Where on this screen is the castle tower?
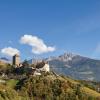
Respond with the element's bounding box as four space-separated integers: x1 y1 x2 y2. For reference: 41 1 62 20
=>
12 54 20 66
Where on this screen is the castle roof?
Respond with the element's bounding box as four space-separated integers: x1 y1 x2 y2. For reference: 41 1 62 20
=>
36 61 45 69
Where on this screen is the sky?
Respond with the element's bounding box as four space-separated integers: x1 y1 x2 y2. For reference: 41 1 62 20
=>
0 0 100 61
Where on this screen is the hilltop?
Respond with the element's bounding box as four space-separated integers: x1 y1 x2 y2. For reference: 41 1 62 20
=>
0 71 100 100
0 55 100 100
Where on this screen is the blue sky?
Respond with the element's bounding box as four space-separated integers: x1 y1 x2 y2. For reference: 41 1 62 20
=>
0 0 100 60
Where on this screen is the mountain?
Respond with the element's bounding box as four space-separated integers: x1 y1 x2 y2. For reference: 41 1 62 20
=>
0 57 10 63
28 58 42 65
47 53 100 81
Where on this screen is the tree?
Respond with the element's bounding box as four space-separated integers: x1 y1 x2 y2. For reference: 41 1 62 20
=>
22 60 29 67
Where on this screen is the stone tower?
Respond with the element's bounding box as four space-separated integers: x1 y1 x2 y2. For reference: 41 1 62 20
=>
12 54 20 66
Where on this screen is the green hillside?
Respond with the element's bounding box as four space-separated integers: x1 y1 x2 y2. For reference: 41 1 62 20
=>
0 71 100 100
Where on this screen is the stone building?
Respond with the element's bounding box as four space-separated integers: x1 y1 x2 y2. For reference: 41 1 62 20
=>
36 61 50 72
12 54 20 66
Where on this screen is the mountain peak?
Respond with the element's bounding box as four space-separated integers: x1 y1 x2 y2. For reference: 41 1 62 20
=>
58 52 76 62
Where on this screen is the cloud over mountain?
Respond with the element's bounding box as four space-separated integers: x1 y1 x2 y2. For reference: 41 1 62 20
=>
20 35 56 54
1 47 20 56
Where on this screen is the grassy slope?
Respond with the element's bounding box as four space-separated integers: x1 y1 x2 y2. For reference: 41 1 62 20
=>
82 87 100 97
60 75 100 97
20 75 100 97
0 73 100 100
46 74 100 97
0 84 20 100
6 79 19 89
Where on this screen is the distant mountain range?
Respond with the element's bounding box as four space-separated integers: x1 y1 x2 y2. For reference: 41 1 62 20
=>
0 57 10 63
45 53 100 81
16 52 100 81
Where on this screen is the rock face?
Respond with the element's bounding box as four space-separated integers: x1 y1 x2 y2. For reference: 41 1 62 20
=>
47 53 100 81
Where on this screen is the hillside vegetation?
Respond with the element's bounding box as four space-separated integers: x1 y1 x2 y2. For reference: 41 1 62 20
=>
0 72 100 100
0 61 100 100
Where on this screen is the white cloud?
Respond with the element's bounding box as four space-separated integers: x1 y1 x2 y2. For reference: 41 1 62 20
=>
1 47 20 56
20 34 56 54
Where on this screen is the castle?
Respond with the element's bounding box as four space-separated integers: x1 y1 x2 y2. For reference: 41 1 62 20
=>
12 54 50 74
12 54 20 67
